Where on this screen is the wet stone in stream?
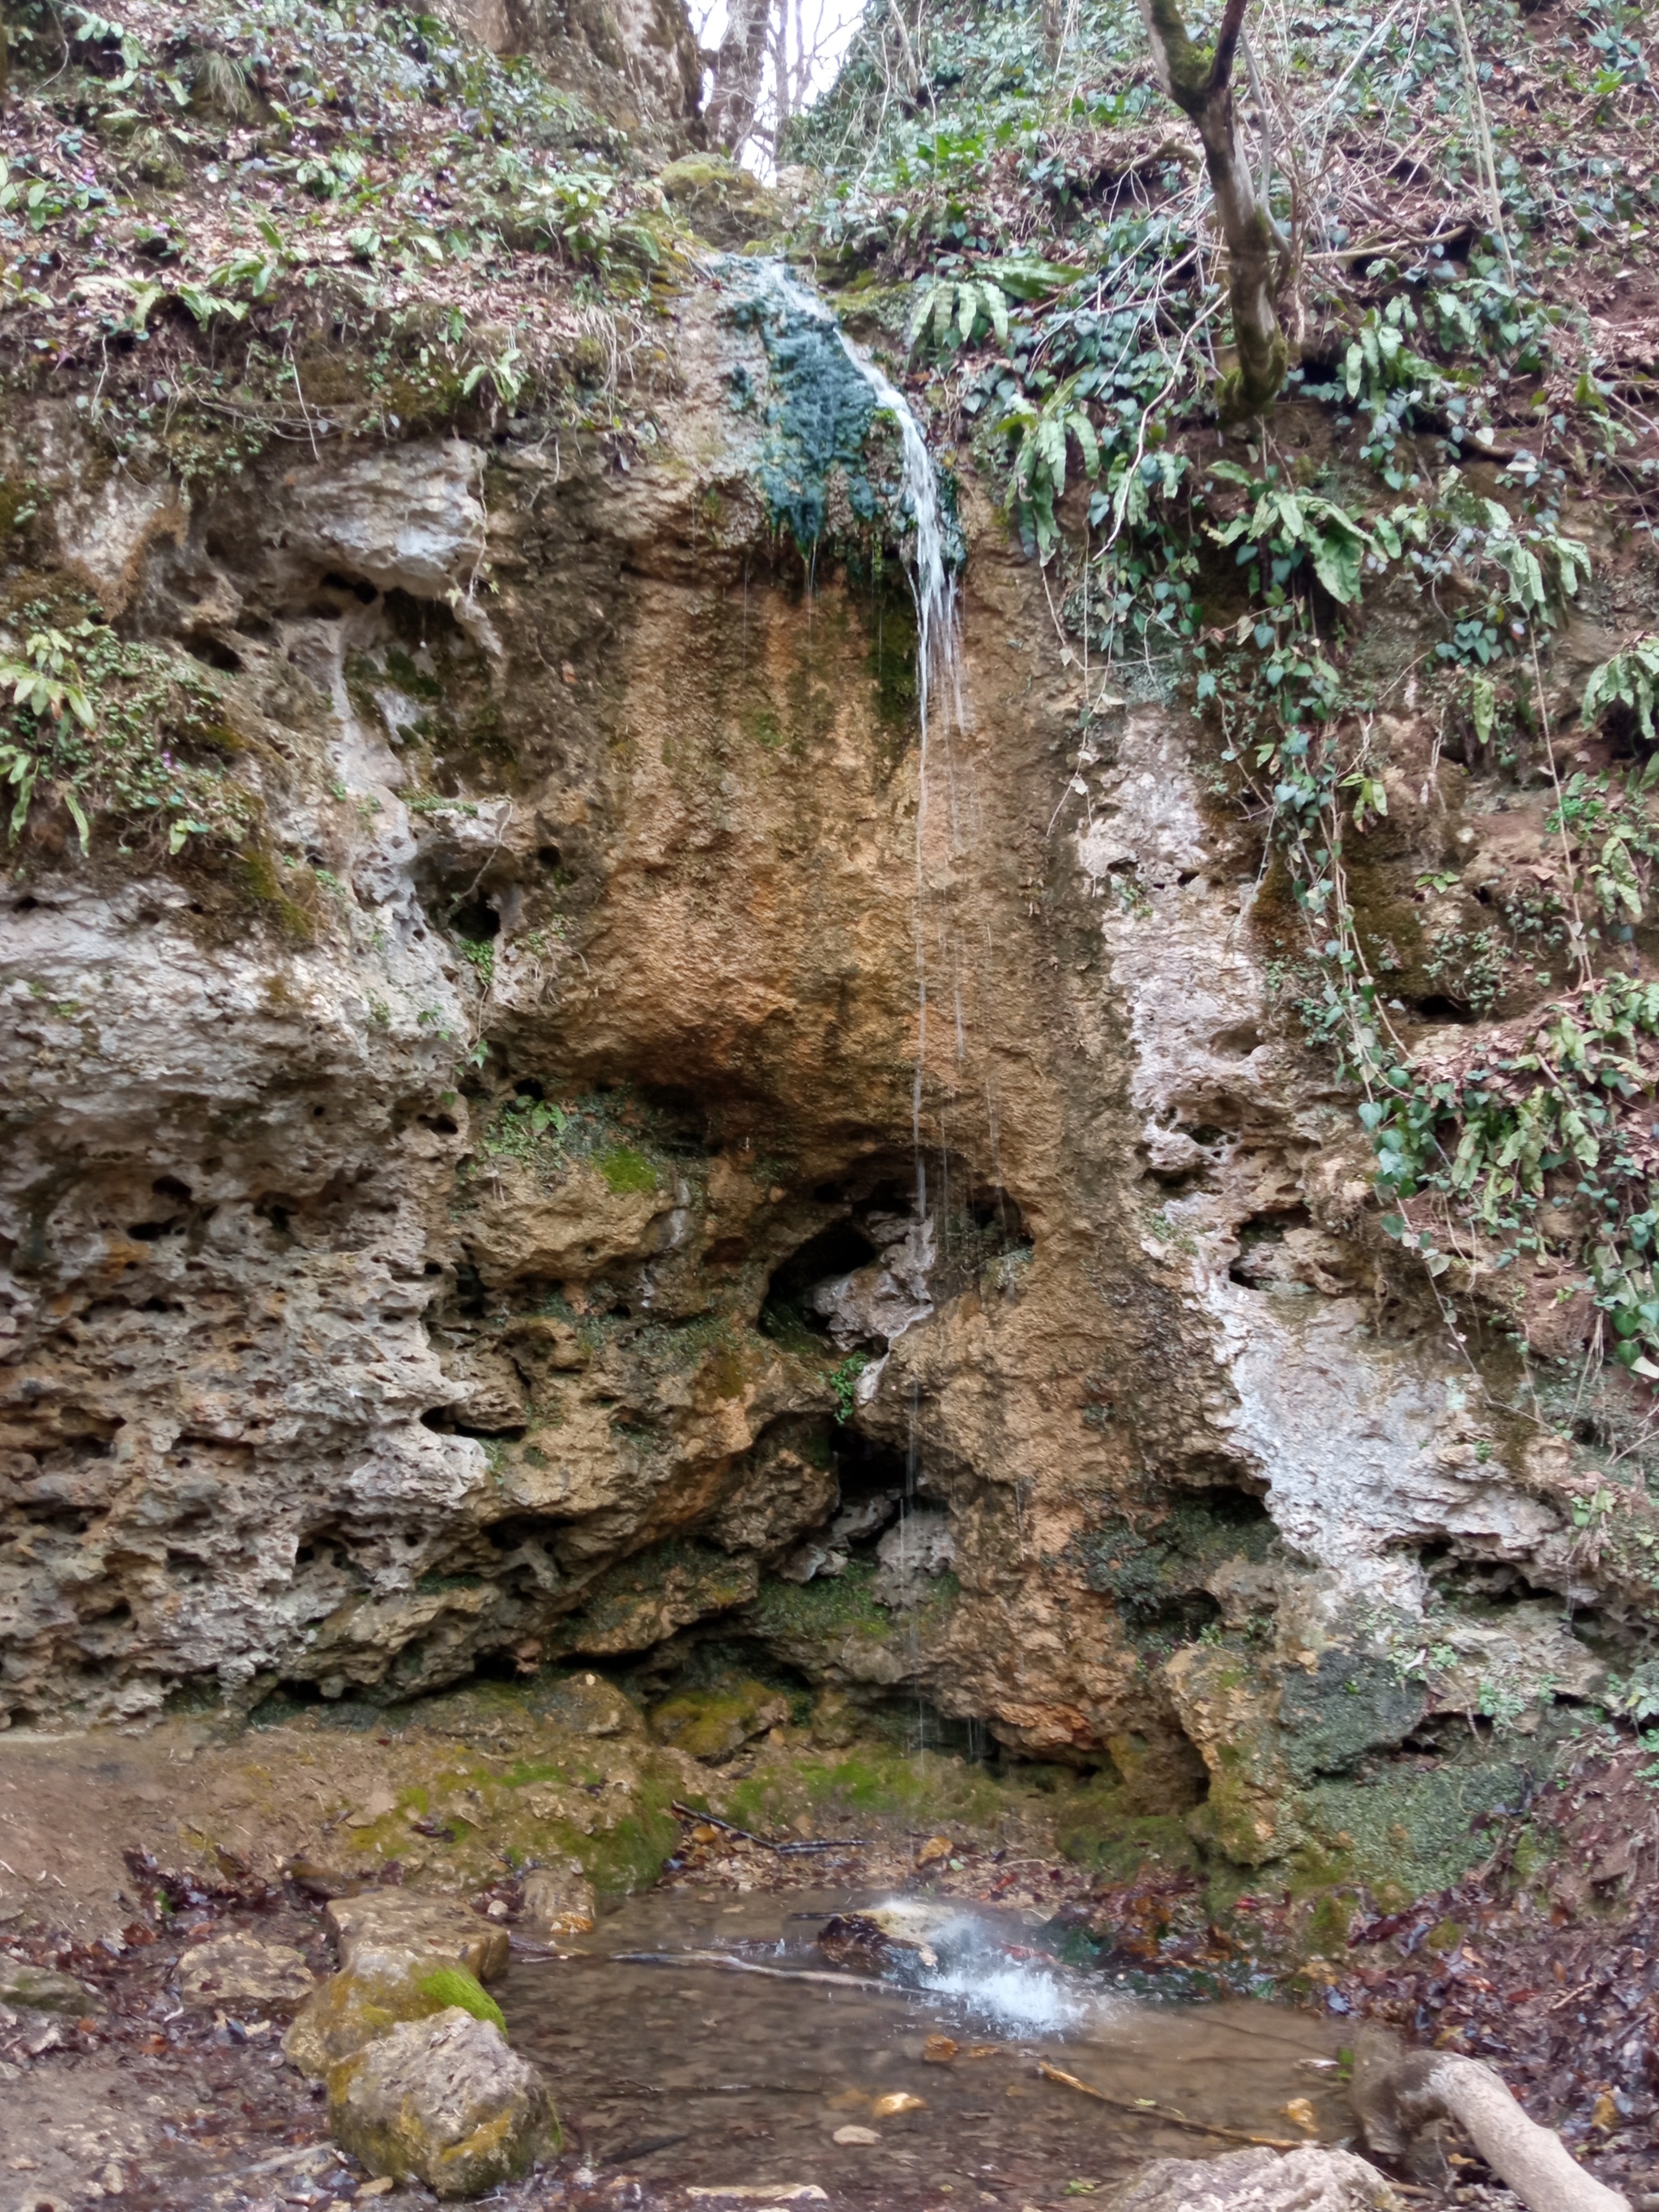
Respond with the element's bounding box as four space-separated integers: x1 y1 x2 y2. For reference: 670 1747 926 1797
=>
502 1890 1350 2208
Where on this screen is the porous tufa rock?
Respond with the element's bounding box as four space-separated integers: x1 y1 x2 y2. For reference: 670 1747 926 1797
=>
326 2006 557 2200
1107 2146 1402 2212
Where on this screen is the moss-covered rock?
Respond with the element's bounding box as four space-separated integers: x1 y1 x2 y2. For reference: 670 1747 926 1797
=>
660 155 783 249
284 1956 452 2083
649 1675 791 1761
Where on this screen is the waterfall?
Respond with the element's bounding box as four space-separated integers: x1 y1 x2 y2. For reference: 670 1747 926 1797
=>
719 262 972 1744
840 343 964 1225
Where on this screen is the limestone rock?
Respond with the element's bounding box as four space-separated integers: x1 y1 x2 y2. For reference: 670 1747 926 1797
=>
871 1510 955 1610
1424 1601 1606 1726
808 1213 935 1350
519 1860 596 1939
177 1930 315 2011
283 437 486 604
535 1671 642 1738
1108 2146 1401 2212
326 2007 556 2199
0 1957 101 2014
326 1894 510 1984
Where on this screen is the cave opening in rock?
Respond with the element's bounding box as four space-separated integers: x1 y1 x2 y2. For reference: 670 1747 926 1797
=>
761 1218 878 1340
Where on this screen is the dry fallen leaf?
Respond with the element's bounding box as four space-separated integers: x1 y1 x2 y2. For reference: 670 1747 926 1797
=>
915 1835 952 1866
923 2035 959 2063
873 2091 926 2116
1282 2098 1318 2134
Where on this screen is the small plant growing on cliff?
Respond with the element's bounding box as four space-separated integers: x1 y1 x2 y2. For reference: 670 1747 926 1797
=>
830 1352 870 1421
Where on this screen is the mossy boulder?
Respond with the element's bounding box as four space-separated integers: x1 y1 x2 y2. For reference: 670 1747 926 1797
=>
660 155 782 248
284 1954 453 2082
1165 1643 1303 1867
0 1958 102 2014
327 2008 557 2200
649 1676 790 1762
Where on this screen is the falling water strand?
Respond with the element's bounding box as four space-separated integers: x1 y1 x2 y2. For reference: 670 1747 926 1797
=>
825 296 963 1762
841 345 964 1225
743 263 964 1219
740 266 970 1758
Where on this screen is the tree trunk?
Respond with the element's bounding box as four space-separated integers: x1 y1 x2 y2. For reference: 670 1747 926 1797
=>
1134 0 1285 417
1352 2031 1631 2212
706 0 772 156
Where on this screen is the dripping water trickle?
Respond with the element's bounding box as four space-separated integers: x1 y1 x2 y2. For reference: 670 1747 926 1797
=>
730 262 974 1755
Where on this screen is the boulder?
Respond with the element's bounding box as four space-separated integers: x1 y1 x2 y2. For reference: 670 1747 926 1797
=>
325 1893 510 1984
519 1860 596 1940
284 1956 447 2082
177 1930 316 2011
1109 2147 1401 2212
326 2007 557 2199
0 1956 101 2014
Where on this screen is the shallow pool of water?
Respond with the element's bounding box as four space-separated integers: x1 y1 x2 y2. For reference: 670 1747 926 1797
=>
503 1890 1351 2207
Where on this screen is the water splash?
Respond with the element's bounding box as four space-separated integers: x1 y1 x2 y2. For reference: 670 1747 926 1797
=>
866 1901 1124 2039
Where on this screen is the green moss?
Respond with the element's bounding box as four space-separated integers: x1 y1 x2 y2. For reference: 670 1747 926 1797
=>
744 1564 893 1656
1293 1755 1532 1895
725 1745 1008 1833
1277 1648 1428 1784
650 1677 786 1762
1052 1779 1203 1881
416 1967 506 2032
597 1144 659 1195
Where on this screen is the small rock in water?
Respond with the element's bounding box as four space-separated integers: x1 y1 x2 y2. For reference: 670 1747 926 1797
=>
1107 2146 1401 2212
817 1912 936 1975
326 2006 557 2199
177 1931 316 2010
519 1858 596 1939
833 2125 881 2146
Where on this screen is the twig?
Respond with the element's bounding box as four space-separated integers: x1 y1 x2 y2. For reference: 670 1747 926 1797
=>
669 1801 868 1855
1036 2061 1301 2150
614 1950 902 1997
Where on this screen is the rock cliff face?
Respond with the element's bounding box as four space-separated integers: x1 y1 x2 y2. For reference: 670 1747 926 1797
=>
0 233 1617 1873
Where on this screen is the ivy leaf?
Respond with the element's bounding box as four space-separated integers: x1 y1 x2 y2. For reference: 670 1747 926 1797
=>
1307 518 1363 604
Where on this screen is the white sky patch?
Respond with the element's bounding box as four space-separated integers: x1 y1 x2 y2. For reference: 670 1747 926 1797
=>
691 0 868 176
